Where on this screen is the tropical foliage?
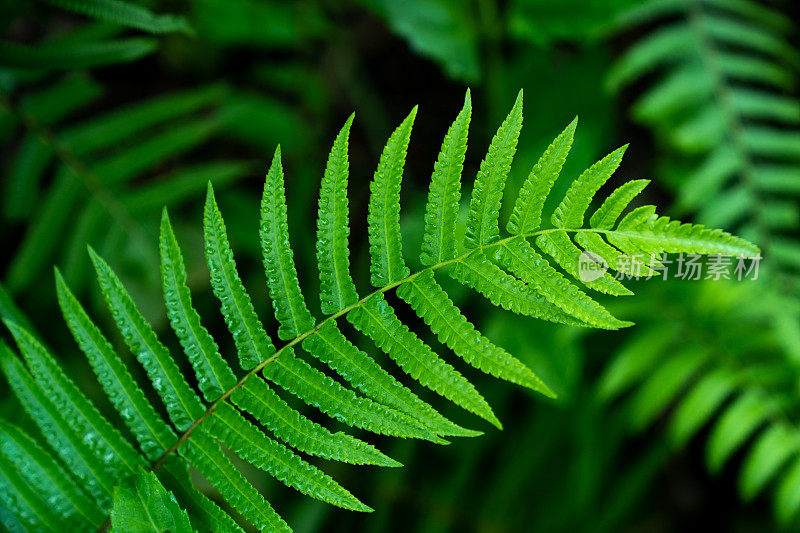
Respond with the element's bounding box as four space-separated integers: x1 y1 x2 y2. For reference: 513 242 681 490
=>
1 0 797 531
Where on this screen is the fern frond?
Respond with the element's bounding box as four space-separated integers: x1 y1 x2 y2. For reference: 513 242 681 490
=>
317 114 359 314
0 92 760 531
600 284 800 526
421 90 471 265
348 293 497 428
508 117 576 234
3 319 143 479
496 237 631 329
111 469 193 533
203 185 275 371
0 38 157 69
465 90 523 248
180 428 290 532
609 0 800 252
740 424 799 501
260 147 316 340
0 433 68 531
272 344 435 441
158 458 244 533
43 0 192 35
706 390 775 474
208 403 370 512
552 145 628 229
55 269 177 461
207 183 434 440
89 247 205 430
302 321 458 440
396 270 550 394
0 343 114 506
160 211 237 402
449 249 582 324
368 107 416 286
6 84 233 293
536 231 632 296
230 377 399 467
0 419 104 528
590 179 651 230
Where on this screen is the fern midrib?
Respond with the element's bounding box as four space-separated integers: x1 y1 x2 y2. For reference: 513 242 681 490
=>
134 488 159 530
267 188 305 332
329 145 350 310
150 226 611 473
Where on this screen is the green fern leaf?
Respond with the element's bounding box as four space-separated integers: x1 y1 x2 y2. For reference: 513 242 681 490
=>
740 424 800 501
0 419 104 528
303 321 461 440
0 437 67 531
668 368 737 447
162 207 399 464
89 247 205 430
207 184 431 440
260 147 315 340
203 185 274 370
536 232 632 295
421 90 472 265
508 117 577 234
776 456 800 525
707 391 775 473
180 428 290 532
159 458 244 533
0 343 114 506
230 377 399 467
3 320 143 476
598 327 674 401
55 269 177 461
552 145 628 228
368 107 416 286
619 215 761 256
449 249 587 324
496 237 630 329
279 341 435 441
43 0 193 34
465 90 523 248
348 293 498 428
627 347 706 431
111 469 194 533
397 269 550 394
0 90 764 530
159 210 237 402
574 231 655 277
607 25 695 91
590 179 651 229
209 403 370 512
317 114 359 314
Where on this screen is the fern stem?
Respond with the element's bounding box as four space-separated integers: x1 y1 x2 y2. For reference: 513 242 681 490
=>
150 227 604 470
